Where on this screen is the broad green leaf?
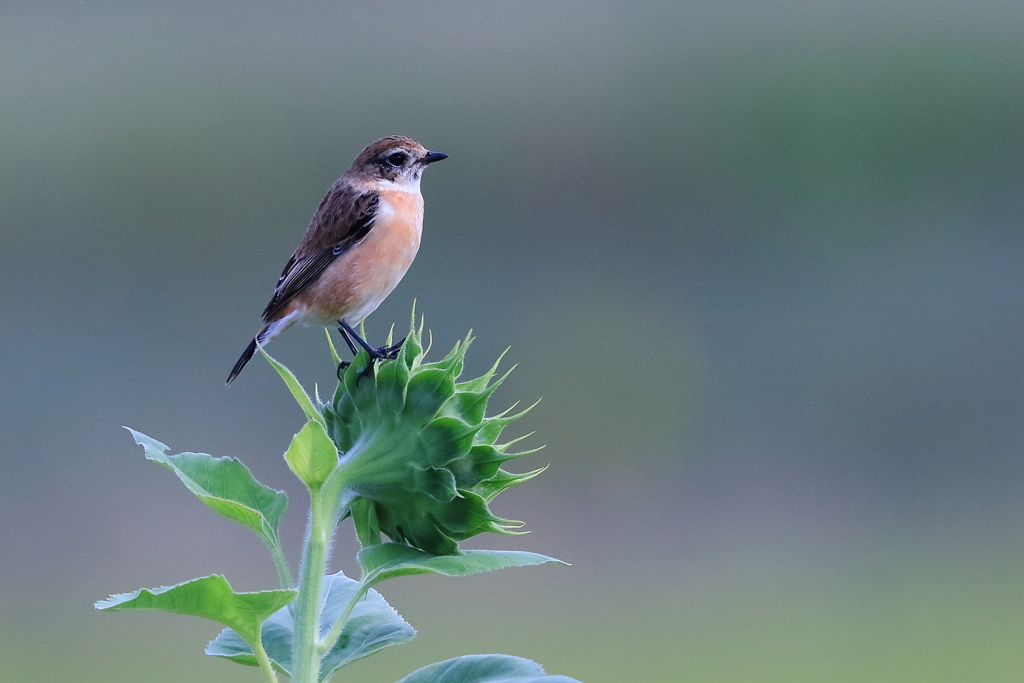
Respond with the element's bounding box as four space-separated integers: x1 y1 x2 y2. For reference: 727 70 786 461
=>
259 346 326 427
95 575 295 646
206 572 414 680
357 543 567 588
394 654 582 683
284 419 338 489
126 428 288 549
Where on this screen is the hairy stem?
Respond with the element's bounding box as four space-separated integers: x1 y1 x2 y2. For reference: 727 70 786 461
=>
253 635 280 683
290 490 330 683
268 538 293 589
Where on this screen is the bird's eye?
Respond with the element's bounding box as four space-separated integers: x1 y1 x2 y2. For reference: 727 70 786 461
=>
385 152 408 167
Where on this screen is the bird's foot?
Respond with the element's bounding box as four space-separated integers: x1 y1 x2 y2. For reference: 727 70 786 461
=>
335 321 405 385
337 357 375 384
356 359 375 384
375 337 406 360
336 359 352 381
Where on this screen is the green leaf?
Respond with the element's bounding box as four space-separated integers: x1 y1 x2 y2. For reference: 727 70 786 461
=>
284 419 338 489
349 496 383 547
259 345 326 427
400 315 425 368
420 417 478 467
357 543 567 589
95 575 296 647
374 353 411 413
394 654 582 683
475 400 539 446
324 327 343 369
126 428 288 549
206 572 414 680
403 368 456 421
454 347 509 395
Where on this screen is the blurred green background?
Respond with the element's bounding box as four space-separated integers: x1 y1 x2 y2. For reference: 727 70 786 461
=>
2 2 1023 681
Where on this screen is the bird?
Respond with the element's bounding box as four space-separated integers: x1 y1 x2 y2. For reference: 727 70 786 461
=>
226 135 447 384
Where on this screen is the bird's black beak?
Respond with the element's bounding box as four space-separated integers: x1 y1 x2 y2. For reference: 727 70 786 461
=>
422 151 448 165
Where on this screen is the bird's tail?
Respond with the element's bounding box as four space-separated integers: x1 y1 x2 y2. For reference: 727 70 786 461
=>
226 312 301 385
226 337 260 385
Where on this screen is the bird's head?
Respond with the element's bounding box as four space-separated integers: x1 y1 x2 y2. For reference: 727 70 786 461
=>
350 135 448 188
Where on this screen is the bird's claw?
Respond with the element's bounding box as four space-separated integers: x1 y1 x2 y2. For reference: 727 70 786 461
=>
335 326 406 385
375 337 406 360
336 360 351 381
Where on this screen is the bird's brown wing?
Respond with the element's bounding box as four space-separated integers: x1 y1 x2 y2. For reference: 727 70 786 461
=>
260 187 380 322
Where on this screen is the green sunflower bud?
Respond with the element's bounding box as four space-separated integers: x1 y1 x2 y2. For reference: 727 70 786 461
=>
321 315 543 556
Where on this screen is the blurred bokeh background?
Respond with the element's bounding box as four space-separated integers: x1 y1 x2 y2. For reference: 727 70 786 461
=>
2 2 1023 681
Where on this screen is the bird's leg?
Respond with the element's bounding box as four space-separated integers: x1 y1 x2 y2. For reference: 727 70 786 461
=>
338 320 405 360
338 320 379 357
336 320 406 384
335 322 360 380
336 323 360 356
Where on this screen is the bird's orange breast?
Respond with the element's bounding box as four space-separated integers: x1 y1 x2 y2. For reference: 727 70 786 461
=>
296 187 424 324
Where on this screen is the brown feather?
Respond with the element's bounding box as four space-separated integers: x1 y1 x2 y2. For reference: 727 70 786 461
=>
261 189 380 322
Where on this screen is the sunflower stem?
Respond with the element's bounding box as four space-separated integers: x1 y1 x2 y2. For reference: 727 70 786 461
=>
290 488 330 683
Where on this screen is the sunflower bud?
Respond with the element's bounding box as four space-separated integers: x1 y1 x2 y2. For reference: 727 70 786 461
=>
322 317 542 555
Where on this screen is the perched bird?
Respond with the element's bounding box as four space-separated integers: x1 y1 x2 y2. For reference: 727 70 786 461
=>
227 135 447 384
